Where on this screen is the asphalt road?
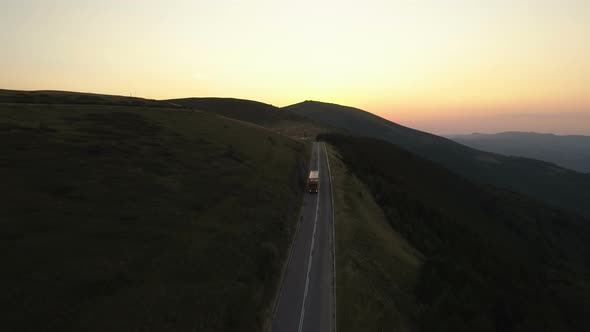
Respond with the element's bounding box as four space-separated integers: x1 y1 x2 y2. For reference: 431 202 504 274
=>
272 142 335 332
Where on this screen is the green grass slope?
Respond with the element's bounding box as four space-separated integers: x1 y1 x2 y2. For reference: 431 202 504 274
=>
327 146 422 332
166 97 326 139
321 133 590 332
286 101 590 218
0 89 179 108
0 102 307 332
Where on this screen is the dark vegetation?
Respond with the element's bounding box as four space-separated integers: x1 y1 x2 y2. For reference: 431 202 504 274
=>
320 133 590 332
327 146 421 332
450 132 590 173
0 103 307 331
0 89 179 108
287 101 590 218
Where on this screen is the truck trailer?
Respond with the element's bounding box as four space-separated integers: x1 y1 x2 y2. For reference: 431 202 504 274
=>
308 170 319 193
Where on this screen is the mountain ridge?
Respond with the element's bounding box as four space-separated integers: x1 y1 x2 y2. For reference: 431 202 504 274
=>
285 100 590 218
165 97 302 126
0 89 179 108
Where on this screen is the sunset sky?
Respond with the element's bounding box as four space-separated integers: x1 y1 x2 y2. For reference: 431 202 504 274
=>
2 0 588 134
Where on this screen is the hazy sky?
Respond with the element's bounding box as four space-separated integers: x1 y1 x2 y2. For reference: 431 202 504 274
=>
1 0 588 134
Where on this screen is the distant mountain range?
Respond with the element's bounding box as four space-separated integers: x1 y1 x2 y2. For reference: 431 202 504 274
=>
449 132 590 173
284 101 590 218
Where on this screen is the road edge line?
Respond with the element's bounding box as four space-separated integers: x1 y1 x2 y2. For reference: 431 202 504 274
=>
297 142 321 332
268 142 313 331
298 191 320 332
323 143 337 332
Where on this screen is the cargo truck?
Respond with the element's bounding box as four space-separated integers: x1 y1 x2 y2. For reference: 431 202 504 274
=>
308 170 319 193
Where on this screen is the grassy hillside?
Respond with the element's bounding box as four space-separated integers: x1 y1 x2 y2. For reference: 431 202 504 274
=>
327 146 422 332
450 132 590 173
321 133 590 332
167 97 326 139
286 101 590 218
0 89 178 108
0 102 307 331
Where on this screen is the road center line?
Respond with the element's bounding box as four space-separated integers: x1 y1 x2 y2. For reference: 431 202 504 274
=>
297 143 321 332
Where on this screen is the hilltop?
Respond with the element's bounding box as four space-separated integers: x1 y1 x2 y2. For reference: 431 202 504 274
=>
165 97 288 125
167 97 326 139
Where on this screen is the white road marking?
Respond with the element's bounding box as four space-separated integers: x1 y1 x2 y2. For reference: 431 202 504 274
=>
297 143 321 332
271 143 317 323
323 143 337 332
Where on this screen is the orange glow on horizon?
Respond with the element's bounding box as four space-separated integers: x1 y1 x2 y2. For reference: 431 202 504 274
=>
1 0 588 134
